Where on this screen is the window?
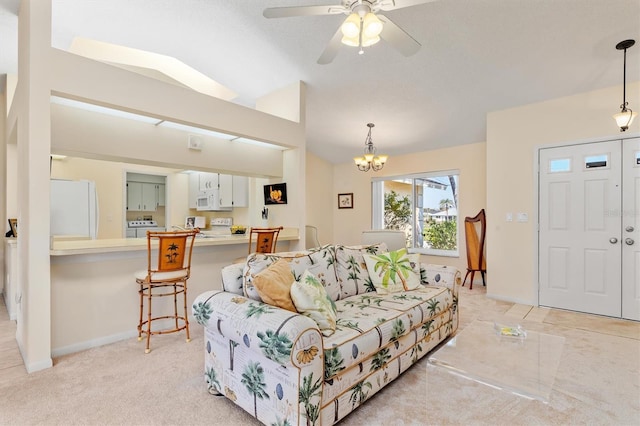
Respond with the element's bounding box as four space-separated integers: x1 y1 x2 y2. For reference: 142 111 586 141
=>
372 171 459 256
549 158 571 173
584 154 609 169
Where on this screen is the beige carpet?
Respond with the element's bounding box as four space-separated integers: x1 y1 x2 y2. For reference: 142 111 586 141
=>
1 286 638 425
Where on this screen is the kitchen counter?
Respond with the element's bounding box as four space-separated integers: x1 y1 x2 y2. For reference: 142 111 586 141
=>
50 227 299 256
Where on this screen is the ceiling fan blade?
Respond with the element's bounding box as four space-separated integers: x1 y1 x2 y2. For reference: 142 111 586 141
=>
377 0 439 12
378 14 421 57
263 5 347 19
317 26 344 65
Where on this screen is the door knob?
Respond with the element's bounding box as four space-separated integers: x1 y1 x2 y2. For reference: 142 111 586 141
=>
609 237 618 244
626 226 635 232
625 238 635 246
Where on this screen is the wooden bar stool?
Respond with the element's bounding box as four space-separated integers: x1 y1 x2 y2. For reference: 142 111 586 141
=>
248 226 283 254
135 229 198 353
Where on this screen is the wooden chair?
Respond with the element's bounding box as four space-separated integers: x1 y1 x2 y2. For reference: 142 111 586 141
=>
134 229 198 353
248 226 283 254
463 209 486 290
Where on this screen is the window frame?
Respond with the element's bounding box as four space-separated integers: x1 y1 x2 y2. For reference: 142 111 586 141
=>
371 169 460 257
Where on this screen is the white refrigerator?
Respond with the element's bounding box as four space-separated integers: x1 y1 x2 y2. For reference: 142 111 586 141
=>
50 179 99 239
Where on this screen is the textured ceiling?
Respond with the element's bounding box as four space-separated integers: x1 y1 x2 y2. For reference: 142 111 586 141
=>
1 0 639 164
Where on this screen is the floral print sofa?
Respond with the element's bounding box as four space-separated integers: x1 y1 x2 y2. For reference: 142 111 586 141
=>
192 243 461 425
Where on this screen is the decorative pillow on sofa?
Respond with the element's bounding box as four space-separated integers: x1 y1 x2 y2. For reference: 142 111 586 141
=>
335 243 388 298
243 245 338 302
290 269 337 336
221 262 245 295
252 259 297 312
363 248 421 294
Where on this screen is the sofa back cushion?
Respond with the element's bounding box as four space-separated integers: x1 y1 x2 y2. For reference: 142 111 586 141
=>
334 243 388 299
243 245 340 302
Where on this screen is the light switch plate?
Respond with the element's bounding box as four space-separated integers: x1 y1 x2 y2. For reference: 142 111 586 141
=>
506 212 513 222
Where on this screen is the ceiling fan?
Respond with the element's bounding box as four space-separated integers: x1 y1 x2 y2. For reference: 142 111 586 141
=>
263 0 438 64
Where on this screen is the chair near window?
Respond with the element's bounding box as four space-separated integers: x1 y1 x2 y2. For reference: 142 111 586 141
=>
462 209 486 290
134 229 199 353
248 226 283 254
305 225 321 249
361 229 407 251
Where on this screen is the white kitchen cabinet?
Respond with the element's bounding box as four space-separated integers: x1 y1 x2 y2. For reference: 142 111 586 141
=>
127 182 158 211
188 172 248 209
217 174 248 207
219 174 233 208
157 183 165 207
232 175 248 207
199 172 219 191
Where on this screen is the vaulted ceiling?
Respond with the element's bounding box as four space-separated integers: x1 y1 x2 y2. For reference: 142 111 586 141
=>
1 0 639 164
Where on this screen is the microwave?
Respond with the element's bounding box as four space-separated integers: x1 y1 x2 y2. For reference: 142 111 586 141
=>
196 190 231 211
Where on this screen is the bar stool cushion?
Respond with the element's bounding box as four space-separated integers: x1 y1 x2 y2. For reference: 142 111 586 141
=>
134 269 189 282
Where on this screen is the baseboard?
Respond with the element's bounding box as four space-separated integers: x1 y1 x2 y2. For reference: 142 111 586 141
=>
16 339 53 373
51 314 199 358
51 329 139 358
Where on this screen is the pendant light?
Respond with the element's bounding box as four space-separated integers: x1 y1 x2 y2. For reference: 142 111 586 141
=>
613 39 637 132
354 123 388 172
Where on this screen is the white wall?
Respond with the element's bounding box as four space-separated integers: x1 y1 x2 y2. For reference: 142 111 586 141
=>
306 152 334 247
486 81 640 304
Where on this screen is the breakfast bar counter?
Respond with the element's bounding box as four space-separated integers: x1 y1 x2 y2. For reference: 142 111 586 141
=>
50 227 299 256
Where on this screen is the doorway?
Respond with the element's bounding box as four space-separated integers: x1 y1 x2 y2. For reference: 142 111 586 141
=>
538 137 639 320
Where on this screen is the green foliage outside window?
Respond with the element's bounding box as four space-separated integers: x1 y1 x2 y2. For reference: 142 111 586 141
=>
384 190 411 230
424 220 457 250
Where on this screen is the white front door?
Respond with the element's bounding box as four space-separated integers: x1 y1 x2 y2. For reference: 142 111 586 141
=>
622 138 640 320
539 141 622 317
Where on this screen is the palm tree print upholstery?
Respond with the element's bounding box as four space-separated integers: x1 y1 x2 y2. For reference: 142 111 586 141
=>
193 247 461 425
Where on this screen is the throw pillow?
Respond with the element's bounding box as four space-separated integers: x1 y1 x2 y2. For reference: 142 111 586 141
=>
252 259 296 312
363 248 421 295
334 243 388 298
290 269 338 336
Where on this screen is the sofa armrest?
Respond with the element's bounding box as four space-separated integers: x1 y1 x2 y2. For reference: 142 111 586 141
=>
192 290 323 368
420 264 462 297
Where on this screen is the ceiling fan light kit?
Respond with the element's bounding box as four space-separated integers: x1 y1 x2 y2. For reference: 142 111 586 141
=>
613 39 637 132
340 11 384 51
263 0 436 64
354 123 388 172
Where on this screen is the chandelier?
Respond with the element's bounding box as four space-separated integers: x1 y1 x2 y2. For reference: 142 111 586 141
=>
354 123 388 172
613 39 637 132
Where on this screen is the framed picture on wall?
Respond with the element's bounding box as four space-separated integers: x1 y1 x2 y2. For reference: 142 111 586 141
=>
264 183 288 205
8 218 17 237
338 193 353 209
